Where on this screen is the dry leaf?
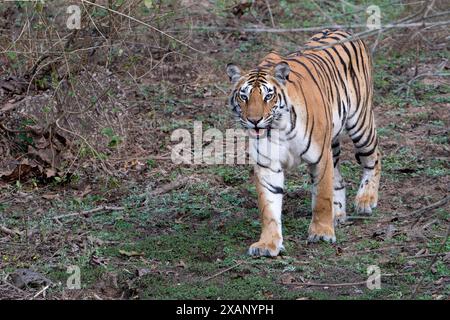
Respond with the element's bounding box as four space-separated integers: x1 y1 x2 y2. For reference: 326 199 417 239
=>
176 260 187 268
280 273 297 285
335 246 344 256
78 185 92 198
137 268 151 277
119 249 144 257
90 254 108 267
42 193 59 200
45 168 57 178
0 102 16 112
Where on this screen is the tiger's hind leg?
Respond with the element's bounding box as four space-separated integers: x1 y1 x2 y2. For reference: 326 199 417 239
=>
349 114 381 215
354 148 381 214
332 138 346 224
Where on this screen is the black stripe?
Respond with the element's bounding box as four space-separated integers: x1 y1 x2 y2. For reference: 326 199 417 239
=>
265 182 284 194
287 102 297 135
256 162 282 173
355 142 377 163
333 157 339 167
299 116 314 157
285 58 328 108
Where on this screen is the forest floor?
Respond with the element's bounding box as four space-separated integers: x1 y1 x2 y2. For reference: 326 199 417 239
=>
0 1 449 300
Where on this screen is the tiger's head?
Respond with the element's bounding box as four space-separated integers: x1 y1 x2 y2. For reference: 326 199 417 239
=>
226 62 291 135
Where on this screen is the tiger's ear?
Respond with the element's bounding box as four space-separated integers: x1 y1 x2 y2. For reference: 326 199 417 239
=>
274 62 290 84
226 63 242 84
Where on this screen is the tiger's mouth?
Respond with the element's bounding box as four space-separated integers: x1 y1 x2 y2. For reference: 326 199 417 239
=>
241 115 274 130
248 128 268 138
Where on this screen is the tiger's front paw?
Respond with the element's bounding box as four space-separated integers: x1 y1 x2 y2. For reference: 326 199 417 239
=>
334 210 347 226
307 222 336 243
248 240 284 257
355 189 378 215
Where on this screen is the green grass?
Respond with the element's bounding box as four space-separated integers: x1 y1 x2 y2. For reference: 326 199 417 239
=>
2 157 447 299
136 272 298 299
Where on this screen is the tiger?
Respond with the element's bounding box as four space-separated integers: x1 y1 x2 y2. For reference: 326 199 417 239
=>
225 29 381 257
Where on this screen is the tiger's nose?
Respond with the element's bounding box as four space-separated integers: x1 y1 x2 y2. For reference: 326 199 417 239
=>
248 117 263 126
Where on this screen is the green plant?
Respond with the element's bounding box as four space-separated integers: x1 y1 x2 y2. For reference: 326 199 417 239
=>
101 127 122 148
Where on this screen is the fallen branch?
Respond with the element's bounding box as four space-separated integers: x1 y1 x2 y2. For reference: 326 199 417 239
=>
170 14 450 56
305 21 450 51
395 70 449 96
293 273 420 288
110 154 171 162
295 280 366 287
173 19 450 35
406 252 449 260
204 261 244 281
141 177 192 204
349 243 421 256
52 205 124 220
31 284 50 300
346 215 379 220
264 0 275 28
148 177 191 196
403 195 450 217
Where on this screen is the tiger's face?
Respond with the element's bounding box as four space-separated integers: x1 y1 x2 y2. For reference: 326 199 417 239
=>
226 62 290 135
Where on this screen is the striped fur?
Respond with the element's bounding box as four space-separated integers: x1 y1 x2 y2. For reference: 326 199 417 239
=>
226 29 381 257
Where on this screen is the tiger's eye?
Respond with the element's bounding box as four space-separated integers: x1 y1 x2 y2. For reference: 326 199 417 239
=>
265 93 273 101
240 93 248 101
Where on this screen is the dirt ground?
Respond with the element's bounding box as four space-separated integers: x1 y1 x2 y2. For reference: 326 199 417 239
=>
0 1 449 300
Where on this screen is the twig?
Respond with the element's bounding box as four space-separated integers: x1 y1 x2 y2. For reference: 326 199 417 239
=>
55 118 113 176
0 225 23 237
410 225 450 298
264 0 275 28
109 154 171 162
405 252 449 259
0 122 27 134
174 20 450 34
141 176 192 204
421 218 438 230
32 284 50 299
310 0 337 25
349 243 421 256
80 0 204 54
371 28 383 54
204 261 244 281
346 215 379 220
0 278 26 295
52 205 124 220
402 195 450 217
305 21 450 51
293 273 420 288
176 24 362 33
295 280 367 287
213 84 228 95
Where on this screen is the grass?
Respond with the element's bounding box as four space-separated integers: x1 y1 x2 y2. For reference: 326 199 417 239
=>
2 157 448 299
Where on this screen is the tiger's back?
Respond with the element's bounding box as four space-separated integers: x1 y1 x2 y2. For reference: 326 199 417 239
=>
259 29 375 152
